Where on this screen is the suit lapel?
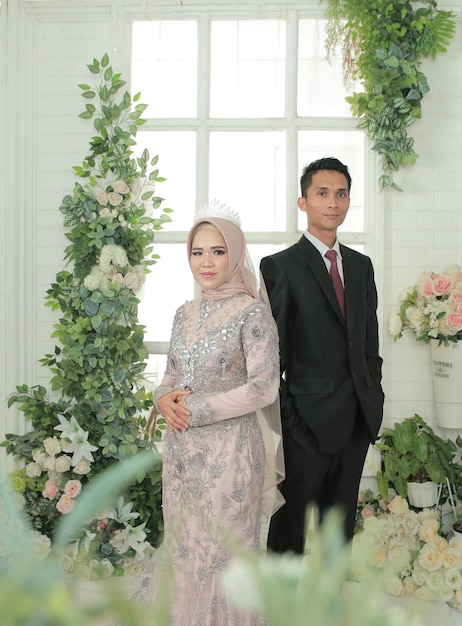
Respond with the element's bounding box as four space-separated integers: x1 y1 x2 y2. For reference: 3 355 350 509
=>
341 244 360 328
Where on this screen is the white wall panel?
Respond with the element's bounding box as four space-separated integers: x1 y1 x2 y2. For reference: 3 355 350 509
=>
0 0 462 469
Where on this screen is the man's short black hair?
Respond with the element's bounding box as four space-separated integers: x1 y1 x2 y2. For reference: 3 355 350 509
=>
300 157 352 197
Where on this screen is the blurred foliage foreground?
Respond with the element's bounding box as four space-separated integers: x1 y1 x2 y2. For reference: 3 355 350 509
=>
0 458 426 626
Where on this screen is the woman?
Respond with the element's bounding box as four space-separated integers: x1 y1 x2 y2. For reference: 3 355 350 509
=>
152 203 283 625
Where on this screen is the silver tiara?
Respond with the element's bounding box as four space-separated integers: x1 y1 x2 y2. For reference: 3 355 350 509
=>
194 199 241 227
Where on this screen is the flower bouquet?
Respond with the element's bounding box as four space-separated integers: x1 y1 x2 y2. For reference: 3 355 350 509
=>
352 491 462 613
389 264 462 344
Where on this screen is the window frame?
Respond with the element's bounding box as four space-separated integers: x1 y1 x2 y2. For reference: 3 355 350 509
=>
120 2 384 358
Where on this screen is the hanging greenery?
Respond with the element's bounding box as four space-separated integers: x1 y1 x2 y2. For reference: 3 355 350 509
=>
2 54 170 578
325 0 456 190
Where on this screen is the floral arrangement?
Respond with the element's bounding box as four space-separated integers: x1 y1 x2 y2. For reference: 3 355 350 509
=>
222 509 423 626
352 490 462 614
2 54 168 578
0 454 156 625
389 264 462 344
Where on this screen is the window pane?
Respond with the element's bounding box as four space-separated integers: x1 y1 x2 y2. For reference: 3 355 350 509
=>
132 21 197 117
138 244 193 343
137 131 196 230
298 130 364 232
144 355 167 391
211 20 285 118
210 131 286 231
298 19 357 117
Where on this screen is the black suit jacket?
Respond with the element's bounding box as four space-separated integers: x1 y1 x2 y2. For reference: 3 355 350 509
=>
260 235 384 454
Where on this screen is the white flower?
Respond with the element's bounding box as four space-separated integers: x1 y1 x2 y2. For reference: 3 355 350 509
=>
99 207 113 218
44 436 61 456
59 552 75 574
426 568 445 592
25 462 42 478
42 456 56 472
96 189 109 206
55 414 84 441
84 266 104 291
73 458 91 474
124 271 141 292
220 557 264 612
108 497 140 524
110 523 148 557
108 191 123 207
65 430 98 466
384 574 405 597
388 312 403 337
54 454 72 473
113 180 130 194
99 244 128 273
414 583 437 602
32 449 48 466
418 543 443 572
29 531 52 559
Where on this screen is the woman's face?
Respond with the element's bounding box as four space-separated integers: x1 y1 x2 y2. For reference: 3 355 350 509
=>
190 225 229 290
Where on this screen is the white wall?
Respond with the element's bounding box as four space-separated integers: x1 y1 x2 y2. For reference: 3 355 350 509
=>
0 0 461 467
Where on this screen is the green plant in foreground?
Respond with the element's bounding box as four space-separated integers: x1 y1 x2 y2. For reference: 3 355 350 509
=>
2 53 168 576
0 452 165 626
325 0 456 190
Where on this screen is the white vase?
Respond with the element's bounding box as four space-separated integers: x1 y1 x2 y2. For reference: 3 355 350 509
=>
407 481 439 508
430 340 462 429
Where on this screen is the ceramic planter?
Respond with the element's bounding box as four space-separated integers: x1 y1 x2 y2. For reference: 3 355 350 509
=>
407 481 439 508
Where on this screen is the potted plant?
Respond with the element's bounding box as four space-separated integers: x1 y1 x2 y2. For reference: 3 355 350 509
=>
375 413 458 506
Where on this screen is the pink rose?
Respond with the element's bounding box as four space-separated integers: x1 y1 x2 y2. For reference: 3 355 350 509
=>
56 494 74 514
445 312 462 333
124 272 140 291
42 480 59 500
449 290 462 307
64 479 82 499
431 274 452 296
419 280 433 298
361 504 374 519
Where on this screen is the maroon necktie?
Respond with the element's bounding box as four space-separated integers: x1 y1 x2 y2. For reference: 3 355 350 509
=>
325 250 345 317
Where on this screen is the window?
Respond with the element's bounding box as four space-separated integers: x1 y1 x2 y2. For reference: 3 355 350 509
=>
130 7 371 384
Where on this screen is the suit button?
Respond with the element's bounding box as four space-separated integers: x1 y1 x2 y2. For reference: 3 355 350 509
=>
352 372 357 380
349 341 354 348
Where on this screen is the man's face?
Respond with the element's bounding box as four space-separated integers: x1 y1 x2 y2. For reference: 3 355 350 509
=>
297 169 350 242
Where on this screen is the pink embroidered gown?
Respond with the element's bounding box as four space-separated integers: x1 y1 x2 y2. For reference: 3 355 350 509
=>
153 292 279 625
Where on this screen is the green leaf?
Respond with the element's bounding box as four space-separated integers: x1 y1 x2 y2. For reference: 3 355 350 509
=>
91 314 102 331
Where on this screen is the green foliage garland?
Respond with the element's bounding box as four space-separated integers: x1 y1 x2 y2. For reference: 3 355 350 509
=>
325 0 456 190
2 53 169 576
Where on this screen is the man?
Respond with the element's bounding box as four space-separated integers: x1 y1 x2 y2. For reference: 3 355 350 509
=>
260 157 384 553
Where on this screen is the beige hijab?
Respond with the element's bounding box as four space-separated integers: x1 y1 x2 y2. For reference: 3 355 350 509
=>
187 217 258 301
186 214 285 520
